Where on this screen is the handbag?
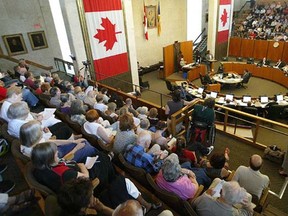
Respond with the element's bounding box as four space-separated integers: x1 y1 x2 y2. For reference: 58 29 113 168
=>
263 145 285 164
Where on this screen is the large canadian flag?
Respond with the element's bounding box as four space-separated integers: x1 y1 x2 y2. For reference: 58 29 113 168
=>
217 0 232 43
83 0 129 80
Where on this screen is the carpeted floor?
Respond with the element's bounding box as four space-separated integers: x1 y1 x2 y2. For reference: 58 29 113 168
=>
141 70 288 214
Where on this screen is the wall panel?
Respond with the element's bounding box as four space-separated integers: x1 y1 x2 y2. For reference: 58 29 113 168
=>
267 41 284 62
240 39 255 58
228 37 242 57
252 40 268 60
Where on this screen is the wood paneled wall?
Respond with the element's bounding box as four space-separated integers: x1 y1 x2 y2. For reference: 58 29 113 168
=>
163 41 193 78
229 37 288 62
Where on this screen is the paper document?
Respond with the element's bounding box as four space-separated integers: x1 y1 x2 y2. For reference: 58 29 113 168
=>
41 108 56 120
85 156 99 169
212 180 225 198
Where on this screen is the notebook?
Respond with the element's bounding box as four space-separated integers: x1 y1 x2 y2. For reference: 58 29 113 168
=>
197 87 204 94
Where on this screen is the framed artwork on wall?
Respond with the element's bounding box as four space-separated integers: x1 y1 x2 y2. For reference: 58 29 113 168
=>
2 33 27 56
146 5 156 28
28 31 48 50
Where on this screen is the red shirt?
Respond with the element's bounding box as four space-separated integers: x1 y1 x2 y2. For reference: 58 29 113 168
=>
0 86 7 101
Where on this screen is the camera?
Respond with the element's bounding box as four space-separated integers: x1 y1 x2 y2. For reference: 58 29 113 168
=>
82 60 91 66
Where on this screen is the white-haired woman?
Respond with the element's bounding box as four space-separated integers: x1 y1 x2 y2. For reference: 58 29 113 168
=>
20 120 97 163
7 101 73 140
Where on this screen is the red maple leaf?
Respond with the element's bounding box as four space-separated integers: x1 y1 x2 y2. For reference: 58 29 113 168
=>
94 17 121 51
220 9 228 27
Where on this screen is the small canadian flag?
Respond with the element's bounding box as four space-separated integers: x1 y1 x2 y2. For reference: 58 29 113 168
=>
83 0 129 80
217 0 231 43
143 3 148 40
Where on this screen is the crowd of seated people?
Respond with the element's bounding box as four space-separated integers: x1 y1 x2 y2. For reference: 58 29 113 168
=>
0 58 275 215
234 1 288 41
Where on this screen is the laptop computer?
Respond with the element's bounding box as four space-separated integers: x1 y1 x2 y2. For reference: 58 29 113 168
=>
276 94 284 102
260 96 268 104
210 92 218 98
197 87 204 94
242 95 251 103
225 94 234 101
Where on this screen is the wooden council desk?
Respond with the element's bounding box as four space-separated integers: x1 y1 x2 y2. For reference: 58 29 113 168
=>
222 62 288 88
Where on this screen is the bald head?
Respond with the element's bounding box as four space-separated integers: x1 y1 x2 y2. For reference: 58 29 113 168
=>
250 154 263 171
113 200 143 216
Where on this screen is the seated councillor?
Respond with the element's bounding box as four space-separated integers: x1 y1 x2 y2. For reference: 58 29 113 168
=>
31 142 161 210
7 101 73 140
124 131 168 174
192 178 254 216
273 59 286 69
83 109 114 145
113 113 137 155
257 57 270 67
20 120 96 163
57 177 113 216
155 153 199 200
232 154 270 201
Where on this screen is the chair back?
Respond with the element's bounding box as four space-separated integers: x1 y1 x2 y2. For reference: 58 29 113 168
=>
80 126 101 149
146 173 185 214
25 162 55 197
11 140 30 167
267 105 285 120
118 153 149 187
80 125 112 152
1 123 17 144
165 80 174 92
95 109 115 124
65 116 82 134
45 195 61 216
182 200 199 216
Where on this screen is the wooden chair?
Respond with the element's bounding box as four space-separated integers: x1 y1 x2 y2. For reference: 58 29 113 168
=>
253 187 270 213
80 126 113 152
11 140 30 170
1 123 17 144
225 170 235 181
118 153 150 188
65 115 82 134
146 173 203 215
24 162 55 198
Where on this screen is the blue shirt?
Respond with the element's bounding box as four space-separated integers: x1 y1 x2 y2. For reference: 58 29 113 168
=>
124 145 163 173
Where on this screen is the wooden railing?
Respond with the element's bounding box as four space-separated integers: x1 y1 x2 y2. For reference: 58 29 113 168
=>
0 54 53 71
170 100 288 150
